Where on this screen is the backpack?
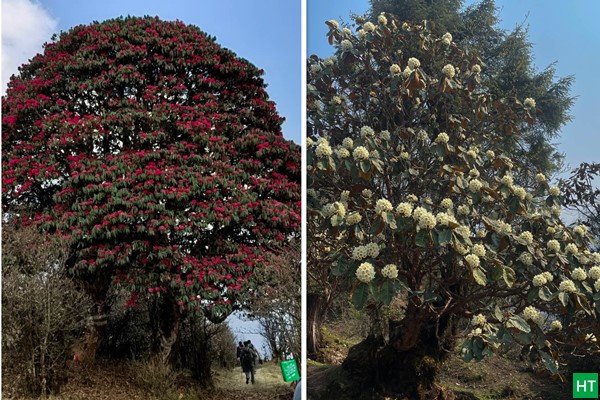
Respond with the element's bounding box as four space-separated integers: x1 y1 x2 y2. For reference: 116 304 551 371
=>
240 347 253 366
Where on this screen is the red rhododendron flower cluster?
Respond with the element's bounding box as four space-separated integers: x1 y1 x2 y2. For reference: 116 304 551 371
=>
2 16 300 321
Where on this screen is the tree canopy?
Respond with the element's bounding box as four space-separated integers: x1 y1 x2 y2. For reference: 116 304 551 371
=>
2 16 301 323
307 13 598 399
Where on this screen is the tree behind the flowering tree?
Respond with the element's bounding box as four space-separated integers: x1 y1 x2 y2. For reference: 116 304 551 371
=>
368 0 574 179
2 16 300 361
307 14 598 400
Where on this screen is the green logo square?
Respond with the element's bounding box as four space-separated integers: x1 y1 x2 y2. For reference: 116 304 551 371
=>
574 373 598 398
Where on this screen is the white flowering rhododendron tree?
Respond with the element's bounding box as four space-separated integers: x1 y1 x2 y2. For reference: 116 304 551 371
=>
307 14 599 400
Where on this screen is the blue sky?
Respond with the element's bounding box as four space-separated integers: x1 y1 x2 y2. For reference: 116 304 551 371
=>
2 0 301 144
308 0 600 177
2 0 300 359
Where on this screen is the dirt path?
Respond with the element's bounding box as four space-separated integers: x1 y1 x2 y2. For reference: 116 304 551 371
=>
213 364 295 399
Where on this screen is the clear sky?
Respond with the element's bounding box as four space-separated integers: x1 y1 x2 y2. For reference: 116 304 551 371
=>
1 0 301 144
1 0 301 359
308 0 600 178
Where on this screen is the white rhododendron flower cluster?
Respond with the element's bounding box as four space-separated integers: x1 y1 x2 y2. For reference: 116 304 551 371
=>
361 126 375 137
523 306 543 325
390 63 401 75
532 274 547 287
535 173 547 183
457 204 470 215
559 279 577 293
356 262 375 283
342 137 354 149
435 212 455 226
382 264 398 279
566 243 578 254
328 20 339 29
547 239 561 253
442 64 456 78
571 267 587 281
346 212 362 225
465 254 480 268
573 225 587 236
378 14 388 25
353 146 370 160
589 266 600 280
375 199 393 215
324 56 336 66
471 244 486 258
413 207 436 230
337 148 350 158
472 64 481 74
352 243 380 260
501 174 514 186
315 140 333 158
363 21 376 32
472 314 487 327
380 130 391 140
341 39 353 51
434 132 449 144
549 186 560 196
407 57 421 69
441 32 452 45
440 198 453 209
396 202 413 217
523 97 536 108
468 179 483 193
331 96 342 105
550 320 562 331
519 231 534 245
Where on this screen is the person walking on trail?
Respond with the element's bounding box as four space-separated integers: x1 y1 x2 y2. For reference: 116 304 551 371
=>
236 341 244 360
240 340 260 384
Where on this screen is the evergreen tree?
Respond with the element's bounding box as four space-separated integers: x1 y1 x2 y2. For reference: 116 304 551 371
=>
368 0 574 179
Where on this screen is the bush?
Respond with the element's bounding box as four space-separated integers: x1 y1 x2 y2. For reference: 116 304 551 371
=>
172 314 237 385
1 226 91 398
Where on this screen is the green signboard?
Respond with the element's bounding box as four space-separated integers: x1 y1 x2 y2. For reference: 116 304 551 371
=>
280 359 300 382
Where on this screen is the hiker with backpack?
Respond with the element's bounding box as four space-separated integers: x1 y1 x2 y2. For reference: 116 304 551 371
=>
240 340 260 384
236 341 244 360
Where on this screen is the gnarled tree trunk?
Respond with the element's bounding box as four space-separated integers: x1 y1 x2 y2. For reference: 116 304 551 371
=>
309 309 458 400
307 292 329 358
79 278 111 362
157 297 181 365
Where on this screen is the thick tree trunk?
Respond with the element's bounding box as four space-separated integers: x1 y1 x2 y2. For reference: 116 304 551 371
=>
78 274 111 362
158 298 181 365
309 313 457 400
307 292 328 358
80 296 108 362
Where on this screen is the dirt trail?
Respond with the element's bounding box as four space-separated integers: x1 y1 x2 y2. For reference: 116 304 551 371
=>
213 364 295 399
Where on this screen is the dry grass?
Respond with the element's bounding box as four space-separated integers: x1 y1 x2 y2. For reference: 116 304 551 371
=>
2 359 295 400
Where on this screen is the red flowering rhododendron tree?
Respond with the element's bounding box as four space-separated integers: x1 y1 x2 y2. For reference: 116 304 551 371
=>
2 16 300 359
